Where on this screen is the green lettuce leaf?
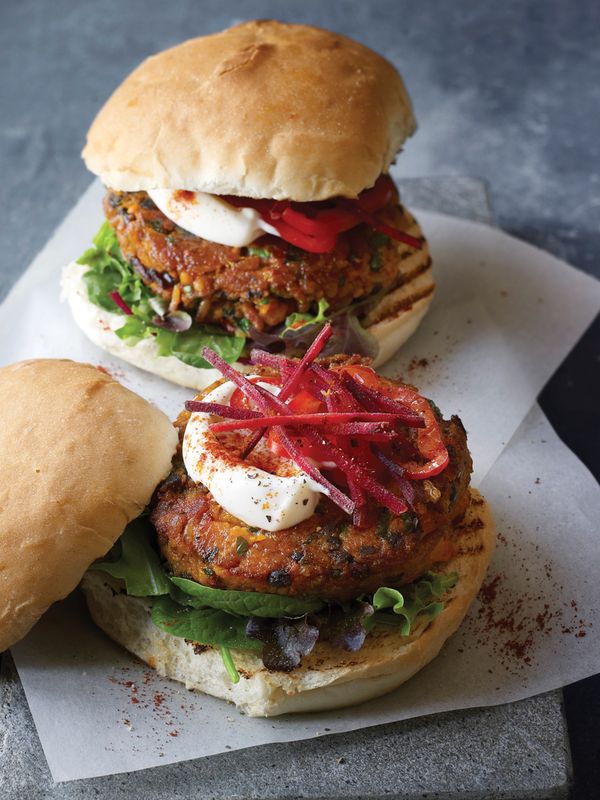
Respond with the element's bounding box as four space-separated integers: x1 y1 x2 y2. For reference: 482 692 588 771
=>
89 518 171 597
91 516 458 654
151 596 261 652
78 222 244 366
283 297 330 333
114 315 150 344
78 222 153 314
370 572 458 635
170 576 325 617
154 328 245 369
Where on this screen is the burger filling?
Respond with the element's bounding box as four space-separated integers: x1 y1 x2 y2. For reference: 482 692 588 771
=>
91 331 472 678
77 176 430 367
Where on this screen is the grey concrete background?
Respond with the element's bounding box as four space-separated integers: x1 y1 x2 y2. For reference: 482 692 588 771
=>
0 1 598 797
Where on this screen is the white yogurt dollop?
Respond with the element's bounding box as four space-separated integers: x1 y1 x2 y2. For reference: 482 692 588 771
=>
182 380 327 532
148 189 278 247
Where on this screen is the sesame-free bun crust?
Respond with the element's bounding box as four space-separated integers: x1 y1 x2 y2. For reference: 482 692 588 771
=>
82 489 494 717
61 209 433 390
82 20 416 201
0 359 178 652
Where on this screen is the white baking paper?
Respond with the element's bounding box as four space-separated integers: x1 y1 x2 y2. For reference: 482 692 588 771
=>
4 180 600 781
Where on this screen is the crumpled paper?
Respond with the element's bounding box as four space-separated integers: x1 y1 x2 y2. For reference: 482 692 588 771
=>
4 180 600 781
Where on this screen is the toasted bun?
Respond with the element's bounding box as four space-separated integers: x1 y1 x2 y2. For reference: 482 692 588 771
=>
81 489 494 717
0 359 178 652
61 210 433 390
82 20 415 200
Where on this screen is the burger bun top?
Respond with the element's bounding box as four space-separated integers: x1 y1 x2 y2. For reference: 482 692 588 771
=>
82 20 416 201
0 359 178 652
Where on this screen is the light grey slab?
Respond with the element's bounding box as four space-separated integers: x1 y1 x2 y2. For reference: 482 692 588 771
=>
0 653 570 800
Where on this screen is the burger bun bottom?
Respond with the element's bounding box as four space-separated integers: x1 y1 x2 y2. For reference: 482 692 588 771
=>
81 489 494 717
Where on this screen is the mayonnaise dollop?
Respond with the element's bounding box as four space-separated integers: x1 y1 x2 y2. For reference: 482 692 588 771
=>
148 189 279 247
182 380 327 531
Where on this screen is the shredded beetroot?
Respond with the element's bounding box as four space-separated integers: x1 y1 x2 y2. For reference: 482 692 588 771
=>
185 401 261 420
374 448 416 508
241 323 333 458
340 372 424 427
301 429 408 515
200 347 354 515
356 210 423 249
347 477 368 528
280 323 333 398
324 423 395 440
311 362 362 410
250 350 295 371
210 411 410 433
196 340 451 523
109 291 133 315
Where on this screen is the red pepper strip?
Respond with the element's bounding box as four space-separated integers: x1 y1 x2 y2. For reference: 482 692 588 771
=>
281 205 359 237
222 195 275 216
339 371 425 428
301 429 408 515
263 213 338 253
185 401 261 420
342 366 449 480
109 291 133 315
210 412 403 432
200 347 354 515
223 174 421 253
286 388 324 414
356 174 395 213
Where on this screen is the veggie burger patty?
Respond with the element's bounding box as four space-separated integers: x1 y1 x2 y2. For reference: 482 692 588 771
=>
104 185 430 334
150 378 472 602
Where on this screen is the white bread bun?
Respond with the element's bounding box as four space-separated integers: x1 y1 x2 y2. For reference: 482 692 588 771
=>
0 359 178 652
82 20 416 201
61 210 433 391
81 489 494 717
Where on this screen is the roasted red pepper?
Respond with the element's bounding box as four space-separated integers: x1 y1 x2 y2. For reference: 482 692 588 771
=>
338 365 449 479
222 175 420 254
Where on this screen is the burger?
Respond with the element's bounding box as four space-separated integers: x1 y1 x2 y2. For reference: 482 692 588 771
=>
0 359 177 654
0 342 492 717
62 20 435 390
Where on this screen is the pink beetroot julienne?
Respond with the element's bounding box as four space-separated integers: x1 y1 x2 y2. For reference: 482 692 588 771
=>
184 323 450 524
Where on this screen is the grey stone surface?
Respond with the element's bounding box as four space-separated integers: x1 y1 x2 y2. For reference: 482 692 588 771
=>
0 653 570 800
399 177 494 224
0 0 595 796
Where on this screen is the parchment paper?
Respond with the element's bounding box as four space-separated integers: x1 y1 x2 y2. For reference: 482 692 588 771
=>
5 180 600 781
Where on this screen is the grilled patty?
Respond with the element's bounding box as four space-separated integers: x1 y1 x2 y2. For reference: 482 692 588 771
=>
150 397 472 602
104 186 429 333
